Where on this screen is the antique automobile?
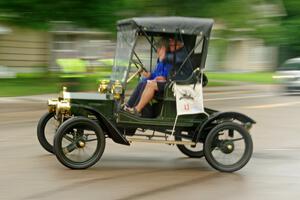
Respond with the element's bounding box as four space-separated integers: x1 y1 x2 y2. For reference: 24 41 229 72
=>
37 17 255 172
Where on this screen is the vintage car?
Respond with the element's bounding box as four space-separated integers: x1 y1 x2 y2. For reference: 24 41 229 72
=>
37 17 255 172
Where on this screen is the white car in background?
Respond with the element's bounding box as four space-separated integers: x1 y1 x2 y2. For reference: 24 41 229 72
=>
274 58 300 92
0 66 16 78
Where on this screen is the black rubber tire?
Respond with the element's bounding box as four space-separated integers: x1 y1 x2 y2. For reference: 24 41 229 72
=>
37 112 56 154
175 135 204 158
204 122 253 172
53 117 105 169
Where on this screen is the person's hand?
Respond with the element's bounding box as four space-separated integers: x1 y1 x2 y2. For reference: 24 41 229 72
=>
157 46 166 61
142 71 151 78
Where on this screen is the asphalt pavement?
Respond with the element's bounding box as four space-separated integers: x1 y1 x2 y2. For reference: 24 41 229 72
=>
0 84 300 200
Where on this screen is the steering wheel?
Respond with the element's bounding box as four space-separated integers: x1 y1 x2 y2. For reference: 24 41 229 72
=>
132 59 147 72
126 59 148 83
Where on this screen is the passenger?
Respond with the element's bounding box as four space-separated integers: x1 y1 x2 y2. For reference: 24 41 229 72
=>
125 39 172 114
166 37 193 81
126 37 192 116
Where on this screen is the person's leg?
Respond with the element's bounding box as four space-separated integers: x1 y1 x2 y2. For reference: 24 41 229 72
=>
135 81 158 113
133 81 148 106
127 81 146 107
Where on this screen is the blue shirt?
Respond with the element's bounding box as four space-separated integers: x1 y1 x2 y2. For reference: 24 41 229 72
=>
142 60 172 82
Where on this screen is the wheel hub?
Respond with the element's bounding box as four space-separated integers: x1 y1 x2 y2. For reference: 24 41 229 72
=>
77 140 86 148
220 140 234 154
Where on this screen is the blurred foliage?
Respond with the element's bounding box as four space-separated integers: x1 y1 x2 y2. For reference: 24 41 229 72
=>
0 0 289 43
253 0 300 63
0 0 256 31
279 0 300 60
0 0 125 30
1 0 300 64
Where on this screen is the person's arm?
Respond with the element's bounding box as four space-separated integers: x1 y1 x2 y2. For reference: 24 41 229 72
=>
141 71 151 79
148 47 167 81
157 46 166 61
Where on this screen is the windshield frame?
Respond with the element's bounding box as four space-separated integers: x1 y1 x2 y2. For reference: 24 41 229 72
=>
110 28 138 86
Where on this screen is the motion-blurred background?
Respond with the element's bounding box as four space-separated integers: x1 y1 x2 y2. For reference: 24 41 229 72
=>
0 0 299 96
1 2 300 199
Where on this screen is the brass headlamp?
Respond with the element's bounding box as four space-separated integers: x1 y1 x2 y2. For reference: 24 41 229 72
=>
111 80 123 100
48 98 59 113
98 80 109 94
56 100 71 115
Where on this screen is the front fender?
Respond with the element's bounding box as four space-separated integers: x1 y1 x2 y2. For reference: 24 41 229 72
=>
71 104 130 146
194 111 256 142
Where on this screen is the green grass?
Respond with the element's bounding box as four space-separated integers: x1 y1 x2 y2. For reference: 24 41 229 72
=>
207 81 230 87
0 71 275 97
0 73 111 97
0 77 59 97
206 72 276 84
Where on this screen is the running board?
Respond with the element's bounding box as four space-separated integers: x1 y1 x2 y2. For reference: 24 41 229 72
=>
126 136 196 145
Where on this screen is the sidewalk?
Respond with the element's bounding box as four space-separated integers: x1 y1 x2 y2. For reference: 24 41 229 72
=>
204 83 278 93
0 93 57 103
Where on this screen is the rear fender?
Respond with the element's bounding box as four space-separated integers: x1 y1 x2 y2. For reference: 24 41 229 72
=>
193 111 256 142
71 104 130 145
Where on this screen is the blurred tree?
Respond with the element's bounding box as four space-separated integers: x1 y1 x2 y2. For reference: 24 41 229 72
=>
0 0 256 30
0 0 128 30
278 0 300 62
2 0 298 65
253 0 300 63
140 0 255 28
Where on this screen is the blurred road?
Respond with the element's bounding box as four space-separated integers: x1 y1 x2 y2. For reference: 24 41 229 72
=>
0 85 300 200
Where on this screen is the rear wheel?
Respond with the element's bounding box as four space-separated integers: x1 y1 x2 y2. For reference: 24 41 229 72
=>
175 131 204 158
53 117 105 169
204 122 253 172
37 112 58 154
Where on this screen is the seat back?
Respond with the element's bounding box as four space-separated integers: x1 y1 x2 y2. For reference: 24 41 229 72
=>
190 53 202 70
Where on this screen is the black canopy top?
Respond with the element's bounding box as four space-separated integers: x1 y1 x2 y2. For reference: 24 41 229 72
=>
117 16 214 36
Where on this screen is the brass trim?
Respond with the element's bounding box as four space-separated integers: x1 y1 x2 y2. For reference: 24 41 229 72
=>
111 80 123 100
56 100 71 115
98 80 109 94
48 98 58 113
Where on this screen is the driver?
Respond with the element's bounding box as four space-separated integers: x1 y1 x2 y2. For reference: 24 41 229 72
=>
124 39 172 114
126 37 192 116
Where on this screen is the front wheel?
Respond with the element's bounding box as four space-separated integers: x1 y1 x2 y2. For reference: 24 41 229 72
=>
37 112 58 154
204 122 253 172
53 117 106 169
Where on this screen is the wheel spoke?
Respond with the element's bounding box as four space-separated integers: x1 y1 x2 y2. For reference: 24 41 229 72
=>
63 143 77 154
85 138 98 142
228 137 244 142
63 134 74 142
